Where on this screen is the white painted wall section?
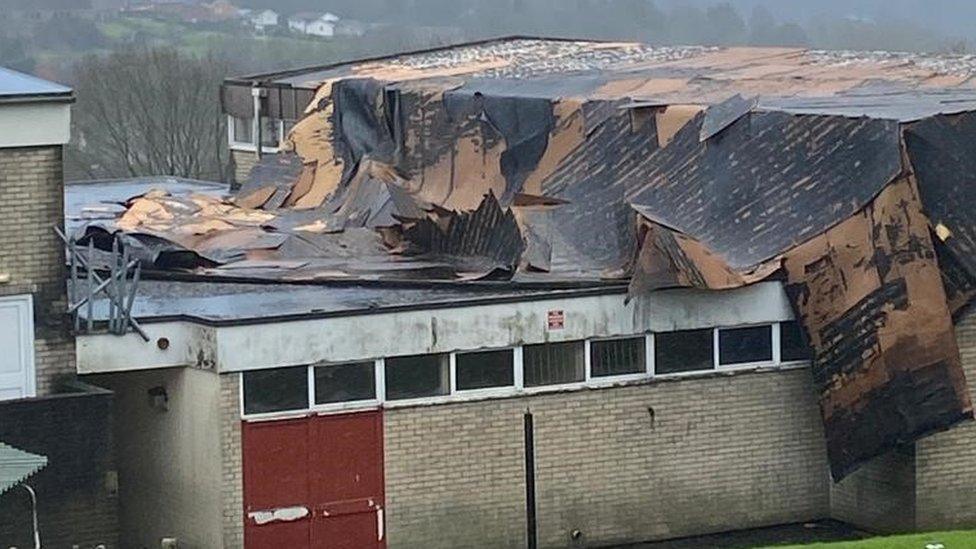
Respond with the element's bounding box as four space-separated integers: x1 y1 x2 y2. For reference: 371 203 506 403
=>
216 282 793 372
77 282 795 374
76 322 215 374
0 102 70 147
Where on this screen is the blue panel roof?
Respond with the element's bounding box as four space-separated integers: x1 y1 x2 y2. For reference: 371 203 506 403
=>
0 66 72 99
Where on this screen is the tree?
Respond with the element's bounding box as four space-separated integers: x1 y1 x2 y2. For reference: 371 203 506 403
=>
66 48 231 182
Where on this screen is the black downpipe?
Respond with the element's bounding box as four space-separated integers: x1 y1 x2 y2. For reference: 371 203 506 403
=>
524 410 537 549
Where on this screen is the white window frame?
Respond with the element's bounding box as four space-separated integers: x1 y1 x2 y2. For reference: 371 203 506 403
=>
239 322 811 420
586 334 651 385
309 360 382 414
453 347 518 397
714 323 778 371
227 115 285 153
520 340 588 395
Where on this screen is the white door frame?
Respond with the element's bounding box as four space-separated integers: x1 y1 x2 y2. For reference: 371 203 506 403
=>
0 294 36 400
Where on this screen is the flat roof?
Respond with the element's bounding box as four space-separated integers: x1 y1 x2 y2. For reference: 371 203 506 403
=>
0 66 73 104
225 36 976 120
65 177 229 235
82 279 624 325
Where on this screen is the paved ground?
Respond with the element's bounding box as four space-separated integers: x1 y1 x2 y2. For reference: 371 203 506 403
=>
608 520 871 548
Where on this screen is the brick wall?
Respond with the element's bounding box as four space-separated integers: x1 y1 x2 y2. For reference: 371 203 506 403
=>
0 385 118 548
231 149 258 188
384 367 830 549
829 447 916 533
914 311 976 530
220 372 244 548
0 145 74 395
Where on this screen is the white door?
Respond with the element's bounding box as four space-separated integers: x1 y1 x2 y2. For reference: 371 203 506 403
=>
0 295 35 400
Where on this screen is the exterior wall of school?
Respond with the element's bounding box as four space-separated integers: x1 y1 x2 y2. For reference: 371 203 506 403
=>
210 311 976 548
383 366 830 549
89 367 224 549
914 310 976 530
0 145 74 395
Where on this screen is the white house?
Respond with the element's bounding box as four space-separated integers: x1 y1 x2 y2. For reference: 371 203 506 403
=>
287 12 339 37
249 9 279 31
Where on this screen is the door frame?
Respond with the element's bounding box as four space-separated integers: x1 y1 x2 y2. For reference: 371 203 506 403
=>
0 294 35 400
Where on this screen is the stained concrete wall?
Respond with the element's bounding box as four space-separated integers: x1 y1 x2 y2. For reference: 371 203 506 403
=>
384 367 829 549
90 367 223 549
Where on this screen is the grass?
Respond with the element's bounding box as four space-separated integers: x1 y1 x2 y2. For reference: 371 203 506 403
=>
764 530 976 548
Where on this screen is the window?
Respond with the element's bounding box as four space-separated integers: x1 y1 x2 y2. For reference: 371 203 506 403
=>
655 329 712 374
456 349 514 390
259 117 280 148
590 337 645 377
314 362 375 404
780 321 813 362
243 367 308 414
231 116 252 144
385 354 449 400
523 341 584 387
718 325 773 366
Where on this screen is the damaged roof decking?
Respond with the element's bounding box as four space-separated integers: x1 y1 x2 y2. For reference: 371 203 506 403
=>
87 38 976 480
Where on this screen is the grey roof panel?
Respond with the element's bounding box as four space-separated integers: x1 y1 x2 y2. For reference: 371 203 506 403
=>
0 66 71 98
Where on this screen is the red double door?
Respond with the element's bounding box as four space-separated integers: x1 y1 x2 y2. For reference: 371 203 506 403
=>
243 411 385 549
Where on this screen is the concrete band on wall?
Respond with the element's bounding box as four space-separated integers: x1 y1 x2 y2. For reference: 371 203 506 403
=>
76 281 794 374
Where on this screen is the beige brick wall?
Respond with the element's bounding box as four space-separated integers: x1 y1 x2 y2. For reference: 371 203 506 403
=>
385 367 830 549
914 311 976 530
220 372 244 548
829 446 915 533
231 149 258 187
0 145 74 395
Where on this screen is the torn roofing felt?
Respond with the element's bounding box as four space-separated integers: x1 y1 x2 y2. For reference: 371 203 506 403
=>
78 37 976 479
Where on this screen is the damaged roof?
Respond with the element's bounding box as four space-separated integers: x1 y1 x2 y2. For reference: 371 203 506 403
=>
78 37 976 480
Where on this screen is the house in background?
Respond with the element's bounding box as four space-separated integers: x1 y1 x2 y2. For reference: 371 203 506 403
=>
0 66 118 548
247 9 279 31
287 12 340 37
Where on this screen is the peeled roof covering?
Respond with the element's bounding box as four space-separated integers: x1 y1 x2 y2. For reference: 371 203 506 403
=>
0 442 47 496
80 37 976 480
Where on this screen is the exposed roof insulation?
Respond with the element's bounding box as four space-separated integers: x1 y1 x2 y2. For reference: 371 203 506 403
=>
83 37 976 480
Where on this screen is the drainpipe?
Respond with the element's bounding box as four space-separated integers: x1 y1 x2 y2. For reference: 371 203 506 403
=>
23 484 40 549
251 86 264 160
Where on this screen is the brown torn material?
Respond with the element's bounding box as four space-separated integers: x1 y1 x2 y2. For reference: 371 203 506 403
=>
654 104 704 148
782 176 973 480
234 186 276 210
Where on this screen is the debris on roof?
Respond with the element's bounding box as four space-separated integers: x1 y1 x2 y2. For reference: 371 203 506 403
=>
78 37 976 480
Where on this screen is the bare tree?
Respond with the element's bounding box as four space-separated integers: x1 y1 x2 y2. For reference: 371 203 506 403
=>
66 48 231 182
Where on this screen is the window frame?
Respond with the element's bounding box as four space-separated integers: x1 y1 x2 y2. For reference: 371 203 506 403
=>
714 323 778 371
239 322 810 420
227 115 286 153
452 347 518 396
309 360 382 413
586 334 652 385
521 339 587 393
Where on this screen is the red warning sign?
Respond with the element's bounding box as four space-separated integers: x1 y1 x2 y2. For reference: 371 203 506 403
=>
547 310 565 330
